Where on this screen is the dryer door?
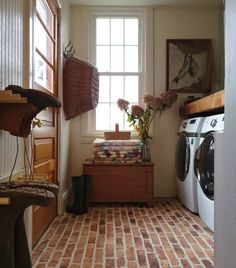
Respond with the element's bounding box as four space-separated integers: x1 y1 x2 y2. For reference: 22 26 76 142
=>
194 145 200 179
198 133 215 200
175 133 190 181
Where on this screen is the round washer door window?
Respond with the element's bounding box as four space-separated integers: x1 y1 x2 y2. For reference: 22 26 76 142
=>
175 133 190 182
198 133 215 200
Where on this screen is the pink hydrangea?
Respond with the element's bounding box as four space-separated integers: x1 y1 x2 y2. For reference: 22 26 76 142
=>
143 93 154 104
159 91 177 106
131 105 144 117
117 98 129 110
117 91 177 143
149 97 162 110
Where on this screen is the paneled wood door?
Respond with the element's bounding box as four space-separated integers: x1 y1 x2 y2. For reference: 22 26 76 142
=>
32 0 59 246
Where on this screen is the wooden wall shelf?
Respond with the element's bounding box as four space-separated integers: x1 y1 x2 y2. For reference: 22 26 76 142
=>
0 86 61 137
0 90 27 103
180 90 224 117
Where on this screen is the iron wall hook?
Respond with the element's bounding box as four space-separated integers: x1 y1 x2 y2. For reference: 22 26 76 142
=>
63 41 75 58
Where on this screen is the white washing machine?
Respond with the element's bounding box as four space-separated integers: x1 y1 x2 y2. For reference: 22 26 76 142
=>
194 113 224 231
175 117 205 213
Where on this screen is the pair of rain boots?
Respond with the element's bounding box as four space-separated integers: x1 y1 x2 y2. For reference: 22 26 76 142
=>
66 175 91 215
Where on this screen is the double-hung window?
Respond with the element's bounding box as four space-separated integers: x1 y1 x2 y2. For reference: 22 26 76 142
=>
91 13 144 132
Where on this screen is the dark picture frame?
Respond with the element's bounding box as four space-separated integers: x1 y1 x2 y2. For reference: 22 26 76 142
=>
166 39 212 93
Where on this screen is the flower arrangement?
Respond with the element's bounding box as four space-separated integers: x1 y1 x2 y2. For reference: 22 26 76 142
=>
117 91 178 143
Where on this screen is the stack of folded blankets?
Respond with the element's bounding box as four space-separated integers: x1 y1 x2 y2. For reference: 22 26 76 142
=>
92 139 142 164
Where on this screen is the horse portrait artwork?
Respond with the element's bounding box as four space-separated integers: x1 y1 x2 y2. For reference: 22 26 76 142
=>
166 39 212 93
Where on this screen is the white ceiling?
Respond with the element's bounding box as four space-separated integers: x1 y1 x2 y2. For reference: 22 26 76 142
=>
70 0 222 7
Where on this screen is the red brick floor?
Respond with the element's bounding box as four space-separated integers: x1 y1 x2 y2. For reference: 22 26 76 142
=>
32 198 214 268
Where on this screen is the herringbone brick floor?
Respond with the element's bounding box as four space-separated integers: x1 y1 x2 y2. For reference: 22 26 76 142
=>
32 198 214 268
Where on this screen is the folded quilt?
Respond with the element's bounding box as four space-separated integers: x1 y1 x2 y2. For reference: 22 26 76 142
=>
93 155 141 161
93 145 141 151
93 150 141 159
93 138 141 147
93 158 142 164
91 138 143 163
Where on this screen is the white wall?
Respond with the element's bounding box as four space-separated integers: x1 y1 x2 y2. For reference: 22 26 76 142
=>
69 6 94 180
0 0 25 181
68 4 223 197
215 0 236 267
153 6 222 196
57 0 73 213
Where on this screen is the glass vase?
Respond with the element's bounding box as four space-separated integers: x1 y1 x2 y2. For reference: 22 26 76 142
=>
141 141 151 162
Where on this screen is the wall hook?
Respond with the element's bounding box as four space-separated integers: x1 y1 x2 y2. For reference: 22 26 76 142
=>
63 41 75 58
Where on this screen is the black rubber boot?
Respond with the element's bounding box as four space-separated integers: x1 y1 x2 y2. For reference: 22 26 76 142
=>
83 175 91 213
66 176 85 214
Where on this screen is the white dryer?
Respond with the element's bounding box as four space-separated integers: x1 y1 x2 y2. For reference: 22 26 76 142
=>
194 113 224 231
175 117 205 213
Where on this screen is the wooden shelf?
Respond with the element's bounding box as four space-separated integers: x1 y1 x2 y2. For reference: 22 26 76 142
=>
0 90 27 103
180 90 224 117
0 197 10 205
0 86 61 137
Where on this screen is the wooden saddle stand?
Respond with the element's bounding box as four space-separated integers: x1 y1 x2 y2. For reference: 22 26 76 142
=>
0 85 61 268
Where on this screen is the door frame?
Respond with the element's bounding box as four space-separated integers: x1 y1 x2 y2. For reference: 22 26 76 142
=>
22 0 62 250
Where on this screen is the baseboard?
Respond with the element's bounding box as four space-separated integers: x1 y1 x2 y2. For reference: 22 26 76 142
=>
0 169 24 183
60 187 72 214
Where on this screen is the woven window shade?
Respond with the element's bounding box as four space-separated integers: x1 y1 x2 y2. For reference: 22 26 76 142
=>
63 57 99 120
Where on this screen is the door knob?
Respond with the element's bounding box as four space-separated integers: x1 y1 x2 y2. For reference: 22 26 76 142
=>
32 118 42 128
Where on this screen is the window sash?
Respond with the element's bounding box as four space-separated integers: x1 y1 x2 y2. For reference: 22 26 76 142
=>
94 15 143 131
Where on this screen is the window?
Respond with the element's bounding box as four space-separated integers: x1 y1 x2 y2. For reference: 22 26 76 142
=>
34 0 56 94
93 15 144 131
83 7 153 137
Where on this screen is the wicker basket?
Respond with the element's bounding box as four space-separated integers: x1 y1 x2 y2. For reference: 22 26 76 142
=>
104 124 131 140
63 57 99 120
104 131 131 140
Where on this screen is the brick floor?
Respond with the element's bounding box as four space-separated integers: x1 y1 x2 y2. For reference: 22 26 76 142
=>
32 198 214 268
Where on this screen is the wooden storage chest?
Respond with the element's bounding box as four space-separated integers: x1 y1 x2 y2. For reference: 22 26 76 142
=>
83 162 154 203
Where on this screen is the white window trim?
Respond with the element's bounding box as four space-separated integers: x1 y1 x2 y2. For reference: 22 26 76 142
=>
81 6 154 141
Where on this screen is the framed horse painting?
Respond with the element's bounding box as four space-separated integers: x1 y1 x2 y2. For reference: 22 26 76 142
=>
166 39 212 93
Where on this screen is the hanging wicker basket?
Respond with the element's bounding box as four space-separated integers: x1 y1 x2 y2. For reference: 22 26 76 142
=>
63 57 99 120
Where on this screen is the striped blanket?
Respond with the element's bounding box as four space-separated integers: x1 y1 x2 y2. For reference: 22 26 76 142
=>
93 139 141 147
91 139 142 164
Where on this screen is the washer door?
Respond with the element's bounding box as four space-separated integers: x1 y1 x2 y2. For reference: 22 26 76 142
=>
194 145 200 179
198 133 215 200
175 133 190 182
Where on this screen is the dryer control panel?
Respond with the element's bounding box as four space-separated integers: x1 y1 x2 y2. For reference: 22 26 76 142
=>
201 114 224 133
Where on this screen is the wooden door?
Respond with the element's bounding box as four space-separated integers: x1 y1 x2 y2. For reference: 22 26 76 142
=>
32 0 59 246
